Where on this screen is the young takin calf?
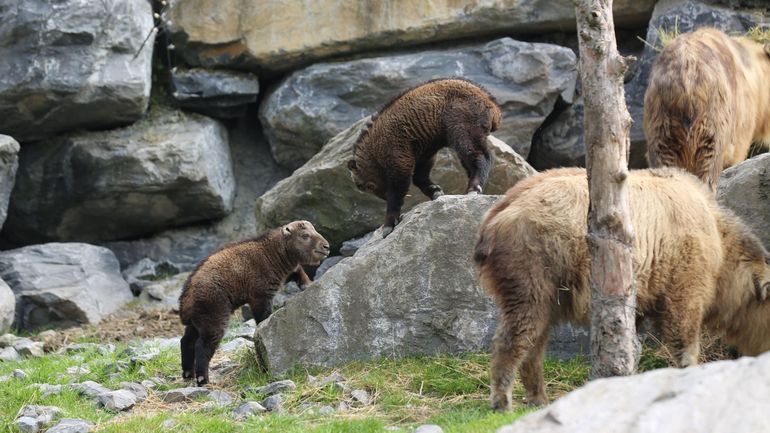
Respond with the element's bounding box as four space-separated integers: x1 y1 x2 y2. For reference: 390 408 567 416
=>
474 168 770 412
178 220 330 386
347 78 502 237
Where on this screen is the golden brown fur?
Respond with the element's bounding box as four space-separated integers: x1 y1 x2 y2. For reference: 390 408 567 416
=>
178 220 329 385
474 168 770 411
348 78 502 237
644 27 770 190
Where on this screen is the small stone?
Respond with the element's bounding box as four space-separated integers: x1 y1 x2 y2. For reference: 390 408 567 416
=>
160 387 211 403
232 401 266 420
66 366 90 375
219 337 251 353
14 416 39 433
29 383 63 398
161 419 175 429
46 418 93 433
310 372 346 390
414 425 444 433
318 405 334 415
66 343 115 355
14 339 45 357
37 330 58 341
0 374 10 382
72 381 110 398
0 346 20 361
140 379 157 389
18 404 63 419
0 333 20 347
120 382 148 402
207 390 234 407
13 369 28 379
263 394 283 412
98 390 137 411
252 379 296 396
351 389 370 406
225 319 257 340
211 360 239 374
337 401 349 412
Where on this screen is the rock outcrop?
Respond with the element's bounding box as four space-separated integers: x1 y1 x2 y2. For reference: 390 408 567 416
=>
0 277 14 332
717 154 770 250
169 68 259 118
0 135 19 231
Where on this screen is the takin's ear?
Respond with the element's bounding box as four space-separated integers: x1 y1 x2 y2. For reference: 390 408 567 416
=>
365 181 377 192
283 224 292 237
347 160 357 172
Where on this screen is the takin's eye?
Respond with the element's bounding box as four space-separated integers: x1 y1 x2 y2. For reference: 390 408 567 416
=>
302 233 310 240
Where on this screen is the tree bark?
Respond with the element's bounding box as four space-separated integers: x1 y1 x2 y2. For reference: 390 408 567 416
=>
575 0 640 378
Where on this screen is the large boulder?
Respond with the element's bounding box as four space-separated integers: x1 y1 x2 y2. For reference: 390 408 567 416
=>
717 154 770 250
0 243 132 331
260 37 577 168
254 117 536 249
0 0 155 141
169 68 259 119
0 277 14 332
164 0 654 73
3 108 235 245
0 135 19 230
498 352 770 433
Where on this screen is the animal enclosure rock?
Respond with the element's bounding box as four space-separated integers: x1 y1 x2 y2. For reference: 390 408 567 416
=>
3 109 234 244
0 243 132 331
170 68 260 118
498 352 770 433
0 277 14 332
260 37 576 168
254 195 501 373
97 390 136 412
165 0 653 73
0 0 154 142
254 118 535 249
0 135 19 231
717 154 770 250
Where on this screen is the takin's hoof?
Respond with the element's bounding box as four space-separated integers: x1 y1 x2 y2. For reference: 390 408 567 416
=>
467 185 483 196
431 190 445 200
381 225 395 238
182 370 195 380
196 375 209 387
525 396 548 407
490 393 512 413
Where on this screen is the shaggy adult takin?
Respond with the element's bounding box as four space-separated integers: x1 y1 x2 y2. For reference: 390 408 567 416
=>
474 168 770 411
178 220 329 386
347 78 502 237
644 27 770 190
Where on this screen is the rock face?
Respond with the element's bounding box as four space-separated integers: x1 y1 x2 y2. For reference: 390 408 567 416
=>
717 154 770 249
0 135 19 231
260 37 577 168
0 277 13 332
3 109 235 244
165 0 654 73
529 98 586 170
254 195 501 374
170 68 259 118
0 243 132 330
255 118 535 248
0 0 154 142
497 352 770 433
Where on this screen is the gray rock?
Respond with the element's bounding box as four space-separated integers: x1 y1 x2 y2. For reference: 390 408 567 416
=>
98 390 137 412
252 380 296 396
497 352 770 433
232 401 266 419
165 0 653 73
0 0 154 142
46 419 93 433
220 337 252 353
255 118 535 248
137 273 189 310
65 343 115 355
160 387 211 403
170 68 259 118
0 346 20 361
105 116 289 273
415 425 444 433
318 405 334 415
260 37 576 167
0 332 20 347
0 277 14 332
309 372 347 390
622 0 768 165
4 108 235 244
14 416 39 433
547 324 590 361
717 154 770 250
225 319 256 341
340 232 376 257
263 394 283 412
314 256 343 280
30 383 62 398
207 390 234 407
65 366 90 376
0 243 132 330
120 382 148 402
16 405 62 431
0 135 19 231
254 195 502 373
13 368 28 379
529 97 586 170
350 389 370 406
14 339 44 357
71 381 110 398
122 258 181 296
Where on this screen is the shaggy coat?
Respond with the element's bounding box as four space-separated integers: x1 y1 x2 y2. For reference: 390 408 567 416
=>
474 168 770 411
178 220 329 385
347 78 502 237
644 27 770 190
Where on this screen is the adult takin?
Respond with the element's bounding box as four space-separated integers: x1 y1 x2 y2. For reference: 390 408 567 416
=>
474 168 770 412
644 27 770 190
347 78 502 237
178 220 330 386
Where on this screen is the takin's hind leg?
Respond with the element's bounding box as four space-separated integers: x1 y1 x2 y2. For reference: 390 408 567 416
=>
518 329 550 406
193 319 227 386
659 294 706 367
180 325 199 380
412 154 444 200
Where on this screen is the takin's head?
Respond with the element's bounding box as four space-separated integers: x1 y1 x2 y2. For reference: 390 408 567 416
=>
281 220 330 266
347 157 386 200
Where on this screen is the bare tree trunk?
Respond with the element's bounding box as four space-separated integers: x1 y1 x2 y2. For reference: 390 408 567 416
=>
575 0 639 378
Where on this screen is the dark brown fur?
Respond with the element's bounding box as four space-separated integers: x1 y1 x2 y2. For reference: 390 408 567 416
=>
347 78 502 237
644 28 770 190
474 168 770 411
178 220 329 385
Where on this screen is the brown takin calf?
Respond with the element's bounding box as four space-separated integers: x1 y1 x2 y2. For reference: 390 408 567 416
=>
474 168 770 412
347 78 502 237
645 27 770 190
178 220 329 386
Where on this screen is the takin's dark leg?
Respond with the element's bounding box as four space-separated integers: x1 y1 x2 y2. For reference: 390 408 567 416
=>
658 284 708 367
249 298 273 324
518 328 550 406
192 311 228 386
382 173 411 238
412 153 444 200
180 325 199 380
448 127 492 194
